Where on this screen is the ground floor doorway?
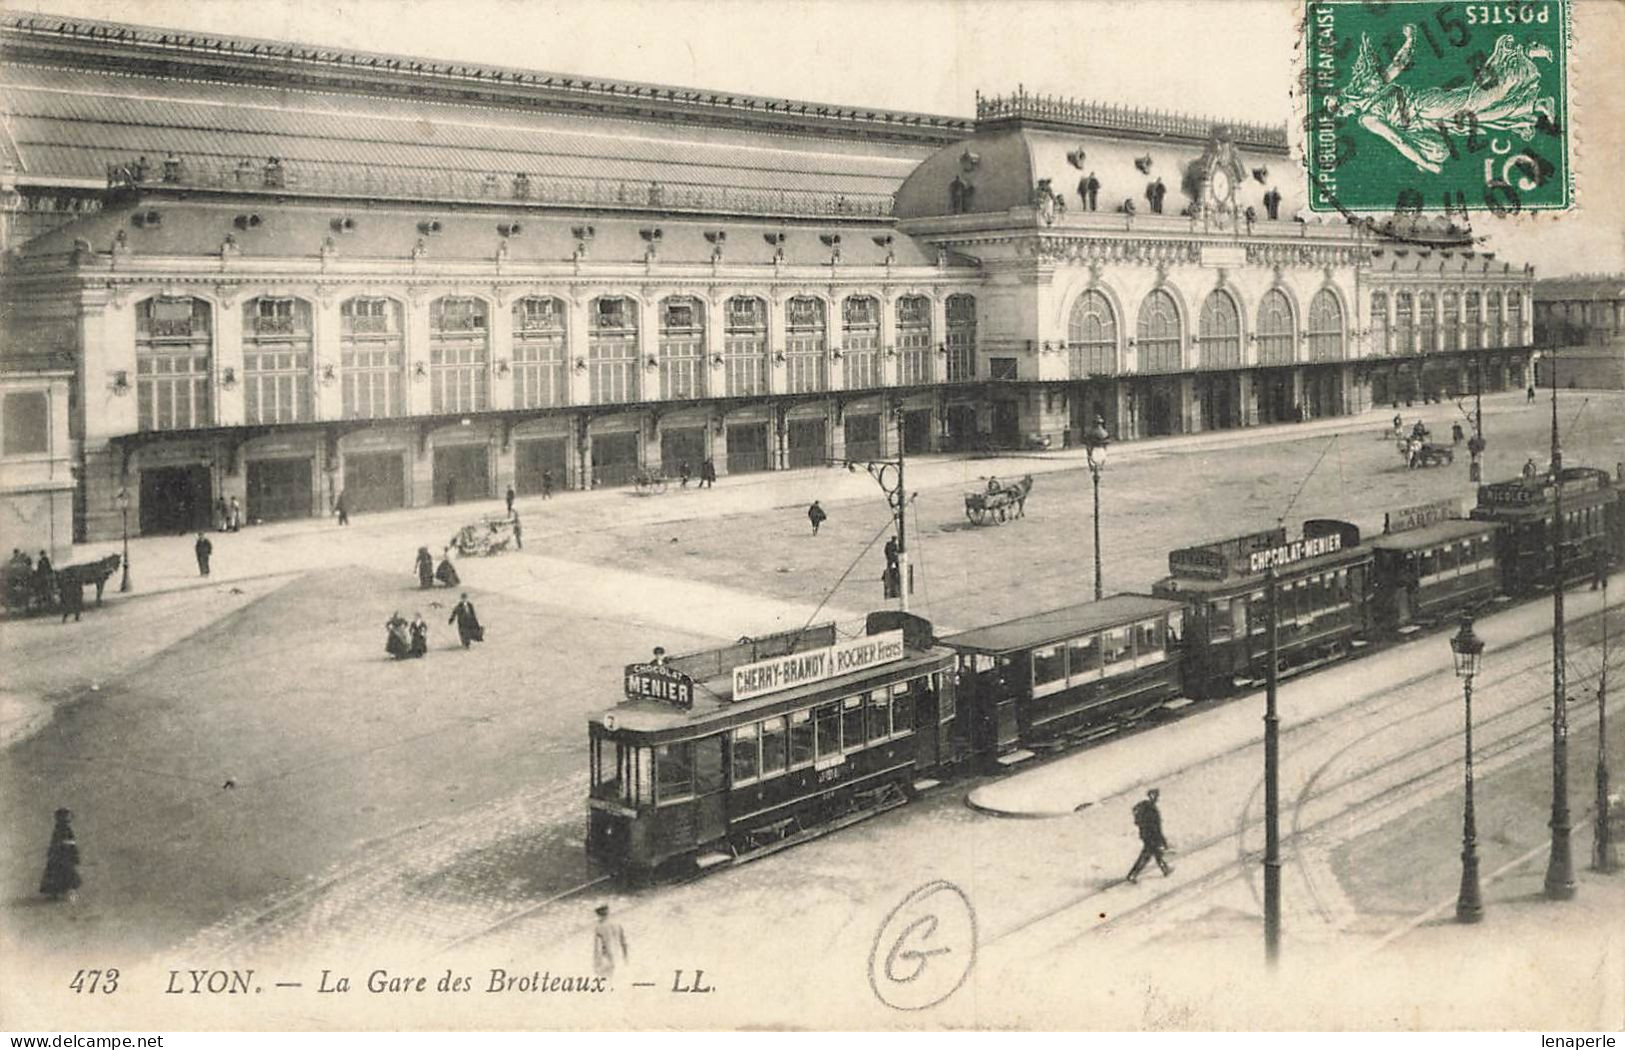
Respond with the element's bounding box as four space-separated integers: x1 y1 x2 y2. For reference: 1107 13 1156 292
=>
246 457 313 523
139 464 212 535
944 404 978 450
991 400 1021 447
433 444 490 505
343 451 406 513
726 423 771 474
590 431 640 487
515 438 568 495
902 409 932 454
660 426 707 478
844 413 881 462
787 418 827 468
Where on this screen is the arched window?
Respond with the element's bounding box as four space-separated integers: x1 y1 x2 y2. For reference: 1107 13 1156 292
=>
136 296 213 431
1419 293 1438 353
513 297 567 408
1487 290 1504 347
1136 289 1182 373
723 296 768 397
896 296 932 386
1370 292 1389 355
1067 290 1118 376
1507 290 1523 345
1307 289 1345 361
945 294 976 382
784 296 827 394
841 296 881 389
1442 292 1460 351
589 296 639 403
1464 291 1482 349
429 296 489 413
341 297 404 420
242 297 312 424
1395 292 1415 354
1256 289 1295 367
659 296 705 400
1199 289 1242 369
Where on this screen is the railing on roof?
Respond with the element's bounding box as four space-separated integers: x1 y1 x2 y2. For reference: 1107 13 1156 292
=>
4 13 972 138
975 87 1288 150
105 156 896 219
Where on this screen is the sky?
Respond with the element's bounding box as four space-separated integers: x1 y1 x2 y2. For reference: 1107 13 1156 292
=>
10 0 1623 277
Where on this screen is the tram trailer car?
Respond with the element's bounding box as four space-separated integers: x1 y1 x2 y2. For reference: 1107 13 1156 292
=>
1470 468 1621 599
1368 500 1502 634
937 594 1186 770
1153 520 1371 700
588 612 957 876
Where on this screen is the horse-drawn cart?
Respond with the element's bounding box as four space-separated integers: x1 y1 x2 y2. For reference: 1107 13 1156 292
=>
632 468 669 496
964 475 1034 525
450 514 517 557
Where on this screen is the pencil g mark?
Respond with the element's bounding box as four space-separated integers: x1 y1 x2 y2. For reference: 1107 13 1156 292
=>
868 879 977 1011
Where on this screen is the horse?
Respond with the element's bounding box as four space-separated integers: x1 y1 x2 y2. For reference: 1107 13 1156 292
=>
54 554 122 610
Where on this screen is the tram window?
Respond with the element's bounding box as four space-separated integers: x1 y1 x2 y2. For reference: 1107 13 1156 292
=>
1032 644 1066 693
655 742 694 803
1209 600 1233 640
934 673 954 720
731 723 760 785
868 691 891 741
1067 634 1101 681
761 717 788 777
789 711 814 768
591 737 621 799
842 695 866 752
694 736 724 794
1418 550 1436 578
1134 620 1165 665
1438 544 1458 572
815 702 842 758
1102 627 1131 674
891 684 915 734
1247 591 1267 634
1167 609 1183 646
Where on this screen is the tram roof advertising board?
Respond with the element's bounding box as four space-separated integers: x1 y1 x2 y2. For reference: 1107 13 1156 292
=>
624 662 697 710
1167 526 1287 581
731 629 906 702
1478 467 1609 508
1384 498 1460 535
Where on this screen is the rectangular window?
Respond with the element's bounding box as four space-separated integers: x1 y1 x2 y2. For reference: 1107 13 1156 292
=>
789 710 815 768
868 691 891 741
655 741 694 803
761 717 788 777
2 391 49 455
1208 600 1234 640
694 736 724 794
730 723 760 785
1067 634 1101 683
842 695 866 752
891 682 915 735
1102 627 1132 676
815 702 842 757
1134 619 1166 665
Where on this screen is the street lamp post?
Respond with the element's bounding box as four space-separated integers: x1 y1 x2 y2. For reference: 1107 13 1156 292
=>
1596 572 1616 873
1263 563 1282 964
1083 415 1110 602
114 487 132 593
1546 352 1576 901
1451 616 1486 922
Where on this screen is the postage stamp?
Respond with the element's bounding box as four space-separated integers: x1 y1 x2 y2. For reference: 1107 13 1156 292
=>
1304 0 1571 214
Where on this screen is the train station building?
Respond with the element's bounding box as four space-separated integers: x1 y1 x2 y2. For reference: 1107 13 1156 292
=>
0 13 1537 546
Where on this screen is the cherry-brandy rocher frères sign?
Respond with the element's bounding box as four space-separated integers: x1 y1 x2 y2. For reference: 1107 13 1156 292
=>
1304 0 1571 215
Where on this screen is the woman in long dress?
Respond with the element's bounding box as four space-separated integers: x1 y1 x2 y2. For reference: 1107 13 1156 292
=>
385 611 411 659
415 547 434 589
409 613 429 658
435 548 460 588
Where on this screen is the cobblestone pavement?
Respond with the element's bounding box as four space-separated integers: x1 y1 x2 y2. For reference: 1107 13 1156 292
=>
2 394 1622 1029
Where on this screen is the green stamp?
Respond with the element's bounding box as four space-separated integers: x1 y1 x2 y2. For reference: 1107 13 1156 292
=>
1304 0 1570 215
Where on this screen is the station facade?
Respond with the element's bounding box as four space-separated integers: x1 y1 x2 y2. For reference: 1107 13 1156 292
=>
0 14 1536 546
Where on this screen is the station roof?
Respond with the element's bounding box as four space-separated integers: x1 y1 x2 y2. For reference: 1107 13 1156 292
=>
1369 518 1499 552
17 195 939 267
936 594 1184 656
1369 247 1532 276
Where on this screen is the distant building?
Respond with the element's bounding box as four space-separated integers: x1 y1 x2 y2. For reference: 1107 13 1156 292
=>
0 14 1536 544
1533 274 1625 389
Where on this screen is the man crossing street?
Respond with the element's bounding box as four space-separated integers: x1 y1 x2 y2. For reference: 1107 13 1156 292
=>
1126 788 1173 883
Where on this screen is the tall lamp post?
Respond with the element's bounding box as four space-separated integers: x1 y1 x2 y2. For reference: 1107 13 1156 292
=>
1546 352 1577 900
114 487 132 593
1451 616 1486 922
1083 415 1110 601
1596 572 1616 873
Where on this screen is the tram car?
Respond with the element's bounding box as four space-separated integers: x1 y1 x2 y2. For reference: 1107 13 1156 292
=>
1367 500 1502 634
1152 520 1371 700
937 595 1186 769
587 612 957 876
1470 467 1621 598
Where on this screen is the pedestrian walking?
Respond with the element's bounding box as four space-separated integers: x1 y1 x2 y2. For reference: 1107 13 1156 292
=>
446 478 457 506
883 535 901 599
409 612 429 657
542 470 555 499
1528 384 1537 403
33 551 55 609
1125 788 1173 882
385 610 411 659
435 548 460 588
592 903 629 979
807 500 827 536
448 592 484 648
215 496 230 532
700 458 716 489
228 496 242 532
1522 456 1540 480
335 489 350 526
39 808 82 901
1451 421 1464 444
58 572 82 623
678 460 691 488
505 485 516 515
415 546 435 589
511 512 523 550
194 533 213 576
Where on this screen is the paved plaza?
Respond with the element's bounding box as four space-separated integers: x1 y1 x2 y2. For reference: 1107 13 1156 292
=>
3 392 1624 1029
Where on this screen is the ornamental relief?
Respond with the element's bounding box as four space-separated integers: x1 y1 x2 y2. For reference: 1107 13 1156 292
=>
1244 243 1363 269
1024 237 1204 266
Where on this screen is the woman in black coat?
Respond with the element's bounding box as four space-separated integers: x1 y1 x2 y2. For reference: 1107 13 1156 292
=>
415 547 434 589
448 593 483 648
40 808 82 901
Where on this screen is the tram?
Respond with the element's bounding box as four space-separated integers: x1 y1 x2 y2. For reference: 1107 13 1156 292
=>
587 612 956 876
1368 499 1502 633
937 595 1186 769
1470 467 1621 598
1152 520 1371 699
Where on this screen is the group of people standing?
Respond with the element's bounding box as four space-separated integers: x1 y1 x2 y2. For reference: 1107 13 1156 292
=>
415 546 461 589
675 459 718 489
213 496 244 532
385 594 483 658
